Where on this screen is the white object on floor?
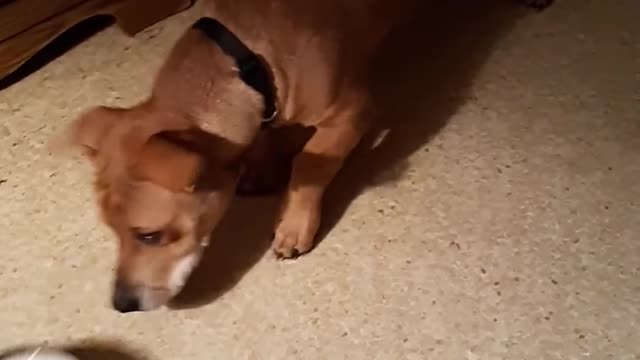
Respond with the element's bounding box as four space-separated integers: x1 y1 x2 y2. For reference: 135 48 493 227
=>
2 348 78 360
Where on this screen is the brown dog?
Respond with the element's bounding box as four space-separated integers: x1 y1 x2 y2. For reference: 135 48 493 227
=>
65 0 553 312
66 0 419 312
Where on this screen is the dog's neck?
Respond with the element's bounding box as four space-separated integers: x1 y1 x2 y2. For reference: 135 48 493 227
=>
187 18 279 166
192 18 278 122
148 18 279 167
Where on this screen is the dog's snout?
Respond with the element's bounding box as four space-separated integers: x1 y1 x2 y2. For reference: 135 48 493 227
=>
112 281 140 313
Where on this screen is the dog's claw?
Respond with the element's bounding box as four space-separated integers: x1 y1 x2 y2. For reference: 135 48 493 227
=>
271 230 314 260
272 247 299 260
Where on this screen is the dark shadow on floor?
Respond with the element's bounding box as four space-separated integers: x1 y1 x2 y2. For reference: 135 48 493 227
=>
170 126 313 308
65 340 152 360
169 0 542 308
170 196 280 308
319 0 535 240
0 15 114 91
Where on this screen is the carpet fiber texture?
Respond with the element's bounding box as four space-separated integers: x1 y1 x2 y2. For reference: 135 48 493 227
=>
0 1 638 359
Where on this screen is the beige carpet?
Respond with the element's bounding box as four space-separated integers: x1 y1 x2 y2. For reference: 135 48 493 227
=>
1 1 639 359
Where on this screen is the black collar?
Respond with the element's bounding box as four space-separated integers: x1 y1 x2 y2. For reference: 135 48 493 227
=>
192 17 277 123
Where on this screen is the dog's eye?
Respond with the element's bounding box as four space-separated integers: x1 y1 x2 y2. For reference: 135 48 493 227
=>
133 230 164 245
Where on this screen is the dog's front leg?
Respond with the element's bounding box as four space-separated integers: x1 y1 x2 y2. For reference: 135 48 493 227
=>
272 111 365 258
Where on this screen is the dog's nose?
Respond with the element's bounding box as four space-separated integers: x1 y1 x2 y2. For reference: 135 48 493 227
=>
113 293 140 313
112 281 140 313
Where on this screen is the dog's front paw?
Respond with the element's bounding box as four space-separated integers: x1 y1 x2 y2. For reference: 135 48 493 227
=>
519 0 555 10
272 202 320 259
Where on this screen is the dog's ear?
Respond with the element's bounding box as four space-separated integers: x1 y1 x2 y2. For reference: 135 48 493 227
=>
131 135 203 193
65 106 124 159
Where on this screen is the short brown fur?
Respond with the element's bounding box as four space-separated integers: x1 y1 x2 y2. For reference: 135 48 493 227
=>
67 0 418 311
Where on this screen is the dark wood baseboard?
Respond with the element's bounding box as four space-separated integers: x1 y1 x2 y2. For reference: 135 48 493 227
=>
0 0 193 82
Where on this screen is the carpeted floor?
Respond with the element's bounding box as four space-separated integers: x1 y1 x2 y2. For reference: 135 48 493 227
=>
1 1 638 359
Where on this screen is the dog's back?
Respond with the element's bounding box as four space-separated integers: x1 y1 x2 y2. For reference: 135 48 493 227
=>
204 0 417 48
201 0 420 125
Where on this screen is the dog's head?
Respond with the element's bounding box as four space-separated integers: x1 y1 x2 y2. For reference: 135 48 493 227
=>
67 104 242 312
